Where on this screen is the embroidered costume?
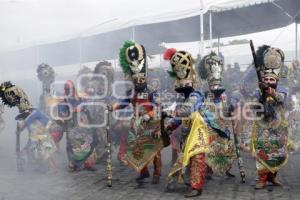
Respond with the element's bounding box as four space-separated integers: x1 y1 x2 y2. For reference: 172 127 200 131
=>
163 48 209 197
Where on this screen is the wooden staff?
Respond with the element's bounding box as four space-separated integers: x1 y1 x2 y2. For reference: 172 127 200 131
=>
106 109 113 187
233 128 246 183
16 121 24 172
161 105 170 147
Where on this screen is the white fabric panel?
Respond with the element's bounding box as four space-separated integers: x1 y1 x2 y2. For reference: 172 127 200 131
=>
0 0 275 51
209 0 274 12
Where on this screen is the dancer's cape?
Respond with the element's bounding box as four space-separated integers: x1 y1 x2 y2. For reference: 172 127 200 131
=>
251 115 289 173
122 117 163 172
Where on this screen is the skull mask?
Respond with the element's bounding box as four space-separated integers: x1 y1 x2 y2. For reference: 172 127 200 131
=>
125 43 147 92
197 52 225 97
204 53 223 88
126 43 146 78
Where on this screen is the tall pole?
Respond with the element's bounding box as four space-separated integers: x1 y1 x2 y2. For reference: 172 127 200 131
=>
106 109 112 187
217 36 220 55
132 26 135 41
36 43 40 65
16 122 23 172
199 0 204 56
296 22 298 61
79 37 82 65
200 13 204 55
209 11 213 51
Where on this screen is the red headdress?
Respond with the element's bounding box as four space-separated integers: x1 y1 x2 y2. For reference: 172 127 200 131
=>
163 48 177 60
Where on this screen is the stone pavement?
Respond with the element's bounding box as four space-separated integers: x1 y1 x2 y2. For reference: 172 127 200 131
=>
0 145 300 200
0 115 299 200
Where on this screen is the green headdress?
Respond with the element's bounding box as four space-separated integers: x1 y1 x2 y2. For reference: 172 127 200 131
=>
119 40 136 75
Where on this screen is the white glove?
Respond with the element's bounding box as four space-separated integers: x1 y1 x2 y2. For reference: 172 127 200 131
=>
142 114 151 122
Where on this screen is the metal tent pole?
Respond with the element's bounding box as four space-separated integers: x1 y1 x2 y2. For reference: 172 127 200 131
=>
36 44 40 64
132 26 135 41
217 36 220 55
296 22 298 61
199 0 204 56
79 37 82 65
209 11 213 51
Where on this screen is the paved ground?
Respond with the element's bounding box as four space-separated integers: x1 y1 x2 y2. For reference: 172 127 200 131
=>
0 145 300 200
0 113 300 200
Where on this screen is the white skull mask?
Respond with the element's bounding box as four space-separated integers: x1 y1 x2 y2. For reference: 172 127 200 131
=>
210 63 222 80
126 44 146 75
130 59 145 74
202 53 224 86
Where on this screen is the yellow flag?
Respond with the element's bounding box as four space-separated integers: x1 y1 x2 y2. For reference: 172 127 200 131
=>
182 112 210 167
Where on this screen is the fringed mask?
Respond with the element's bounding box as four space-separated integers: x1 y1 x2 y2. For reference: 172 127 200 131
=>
164 48 197 95
198 52 224 89
263 47 284 80
257 45 285 81
119 41 147 92
0 81 32 113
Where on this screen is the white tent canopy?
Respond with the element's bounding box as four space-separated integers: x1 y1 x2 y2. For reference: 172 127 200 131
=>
0 0 274 52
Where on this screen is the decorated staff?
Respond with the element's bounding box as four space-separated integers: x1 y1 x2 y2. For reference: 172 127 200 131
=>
233 124 246 182
16 121 24 172
0 104 5 132
92 60 115 175
106 108 113 187
87 61 115 186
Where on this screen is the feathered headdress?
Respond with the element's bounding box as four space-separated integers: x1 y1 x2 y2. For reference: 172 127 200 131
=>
0 81 32 113
163 48 177 78
0 81 17 107
119 40 135 74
